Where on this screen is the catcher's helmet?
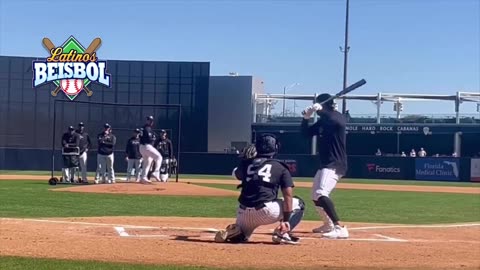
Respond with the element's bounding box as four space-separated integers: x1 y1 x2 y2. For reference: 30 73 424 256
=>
315 93 335 109
255 133 279 157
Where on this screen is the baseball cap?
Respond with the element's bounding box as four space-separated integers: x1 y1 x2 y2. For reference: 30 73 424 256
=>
104 123 111 128
160 129 166 134
68 126 75 131
78 122 84 126
146 116 154 120
134 128 141 133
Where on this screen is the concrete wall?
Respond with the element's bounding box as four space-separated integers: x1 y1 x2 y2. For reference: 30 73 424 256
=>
208 76 263 152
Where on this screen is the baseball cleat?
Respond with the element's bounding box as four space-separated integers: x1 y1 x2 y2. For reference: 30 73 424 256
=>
272 229 300 245
322 225 349 239
312 223 334 233
214 230 229 243
214 224 246 243
140 179 153 184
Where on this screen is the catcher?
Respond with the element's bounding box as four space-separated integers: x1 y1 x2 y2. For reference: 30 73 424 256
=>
215 133 305 245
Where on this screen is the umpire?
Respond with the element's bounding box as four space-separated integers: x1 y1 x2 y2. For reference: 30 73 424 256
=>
76 122 91 184
301 93 349 239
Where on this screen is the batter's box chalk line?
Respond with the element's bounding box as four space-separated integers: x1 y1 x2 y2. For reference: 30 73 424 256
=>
114 226 219 238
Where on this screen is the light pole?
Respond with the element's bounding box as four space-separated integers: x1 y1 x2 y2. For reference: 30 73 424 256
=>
340 0 350 114
283 83 299 117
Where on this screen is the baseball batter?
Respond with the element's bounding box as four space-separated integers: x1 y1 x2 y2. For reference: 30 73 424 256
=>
301 93 349 239
76 122 91 184
125 128 142 182
215 134 305 245
139 116 163 183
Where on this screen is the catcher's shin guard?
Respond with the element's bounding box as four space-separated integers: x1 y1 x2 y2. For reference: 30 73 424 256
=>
289 196 306 230
214 224 247 243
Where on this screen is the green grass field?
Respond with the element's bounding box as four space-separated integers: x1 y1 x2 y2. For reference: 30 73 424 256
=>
1 170 479 186
1 172 479 269
0 257 217 270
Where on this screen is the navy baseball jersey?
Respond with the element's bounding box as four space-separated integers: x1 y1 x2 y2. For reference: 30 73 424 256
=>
76 130 91 154
140 124 155 145
126 136 142 159
61 132 80 148
235 158 294 208
97 132 116 155
301 110 347 175
156 138 173 158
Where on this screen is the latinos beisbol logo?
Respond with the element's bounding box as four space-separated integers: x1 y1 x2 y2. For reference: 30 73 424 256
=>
32 36 111 100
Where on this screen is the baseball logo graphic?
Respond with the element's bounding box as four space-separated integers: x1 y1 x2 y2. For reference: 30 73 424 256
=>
60 79 84 95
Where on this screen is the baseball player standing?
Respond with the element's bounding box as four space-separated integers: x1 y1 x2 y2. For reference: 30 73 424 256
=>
215 134 305 245
156 129 173 182
301 93 349 239
61 126 80 183
139 116 163 183
76 122 91 184
125 128 142 182
95 123 117 184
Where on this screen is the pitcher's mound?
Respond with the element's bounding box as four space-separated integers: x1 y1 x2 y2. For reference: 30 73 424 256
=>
52 182 238 197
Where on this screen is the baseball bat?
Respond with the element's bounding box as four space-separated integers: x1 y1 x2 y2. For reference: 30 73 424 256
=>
85 38 102 54
42 38 56 52
42 39 63 97
81 38 102 97
302 79 367 115
84 85 93 96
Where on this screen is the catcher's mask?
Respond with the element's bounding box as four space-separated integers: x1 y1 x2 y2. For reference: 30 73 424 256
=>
255 133 279 157
315 93 335 111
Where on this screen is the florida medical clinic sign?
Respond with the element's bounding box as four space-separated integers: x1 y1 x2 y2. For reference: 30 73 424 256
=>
415 158 460 181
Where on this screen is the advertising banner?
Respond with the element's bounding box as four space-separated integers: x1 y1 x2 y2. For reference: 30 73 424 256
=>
362 158 410 179
415 158 460 181
470 159 480 182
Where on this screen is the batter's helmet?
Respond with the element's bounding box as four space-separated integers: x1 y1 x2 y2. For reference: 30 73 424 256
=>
255 133 279 157
315 93 335 109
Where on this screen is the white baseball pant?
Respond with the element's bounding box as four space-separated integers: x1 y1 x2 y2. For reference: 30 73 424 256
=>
139 144 162 181
79 152 87 181
126 158 141 181
236 197 302 239
311 168 342 226
96 154 115 182
311 168 341 200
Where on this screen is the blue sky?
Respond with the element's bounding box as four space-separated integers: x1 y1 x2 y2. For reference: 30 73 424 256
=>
0 0 478 116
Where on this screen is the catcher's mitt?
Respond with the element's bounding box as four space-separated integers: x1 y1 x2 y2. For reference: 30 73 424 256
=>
239 144 257 160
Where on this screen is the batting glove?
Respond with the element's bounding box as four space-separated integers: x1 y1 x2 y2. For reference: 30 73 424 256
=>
303 103 322 119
